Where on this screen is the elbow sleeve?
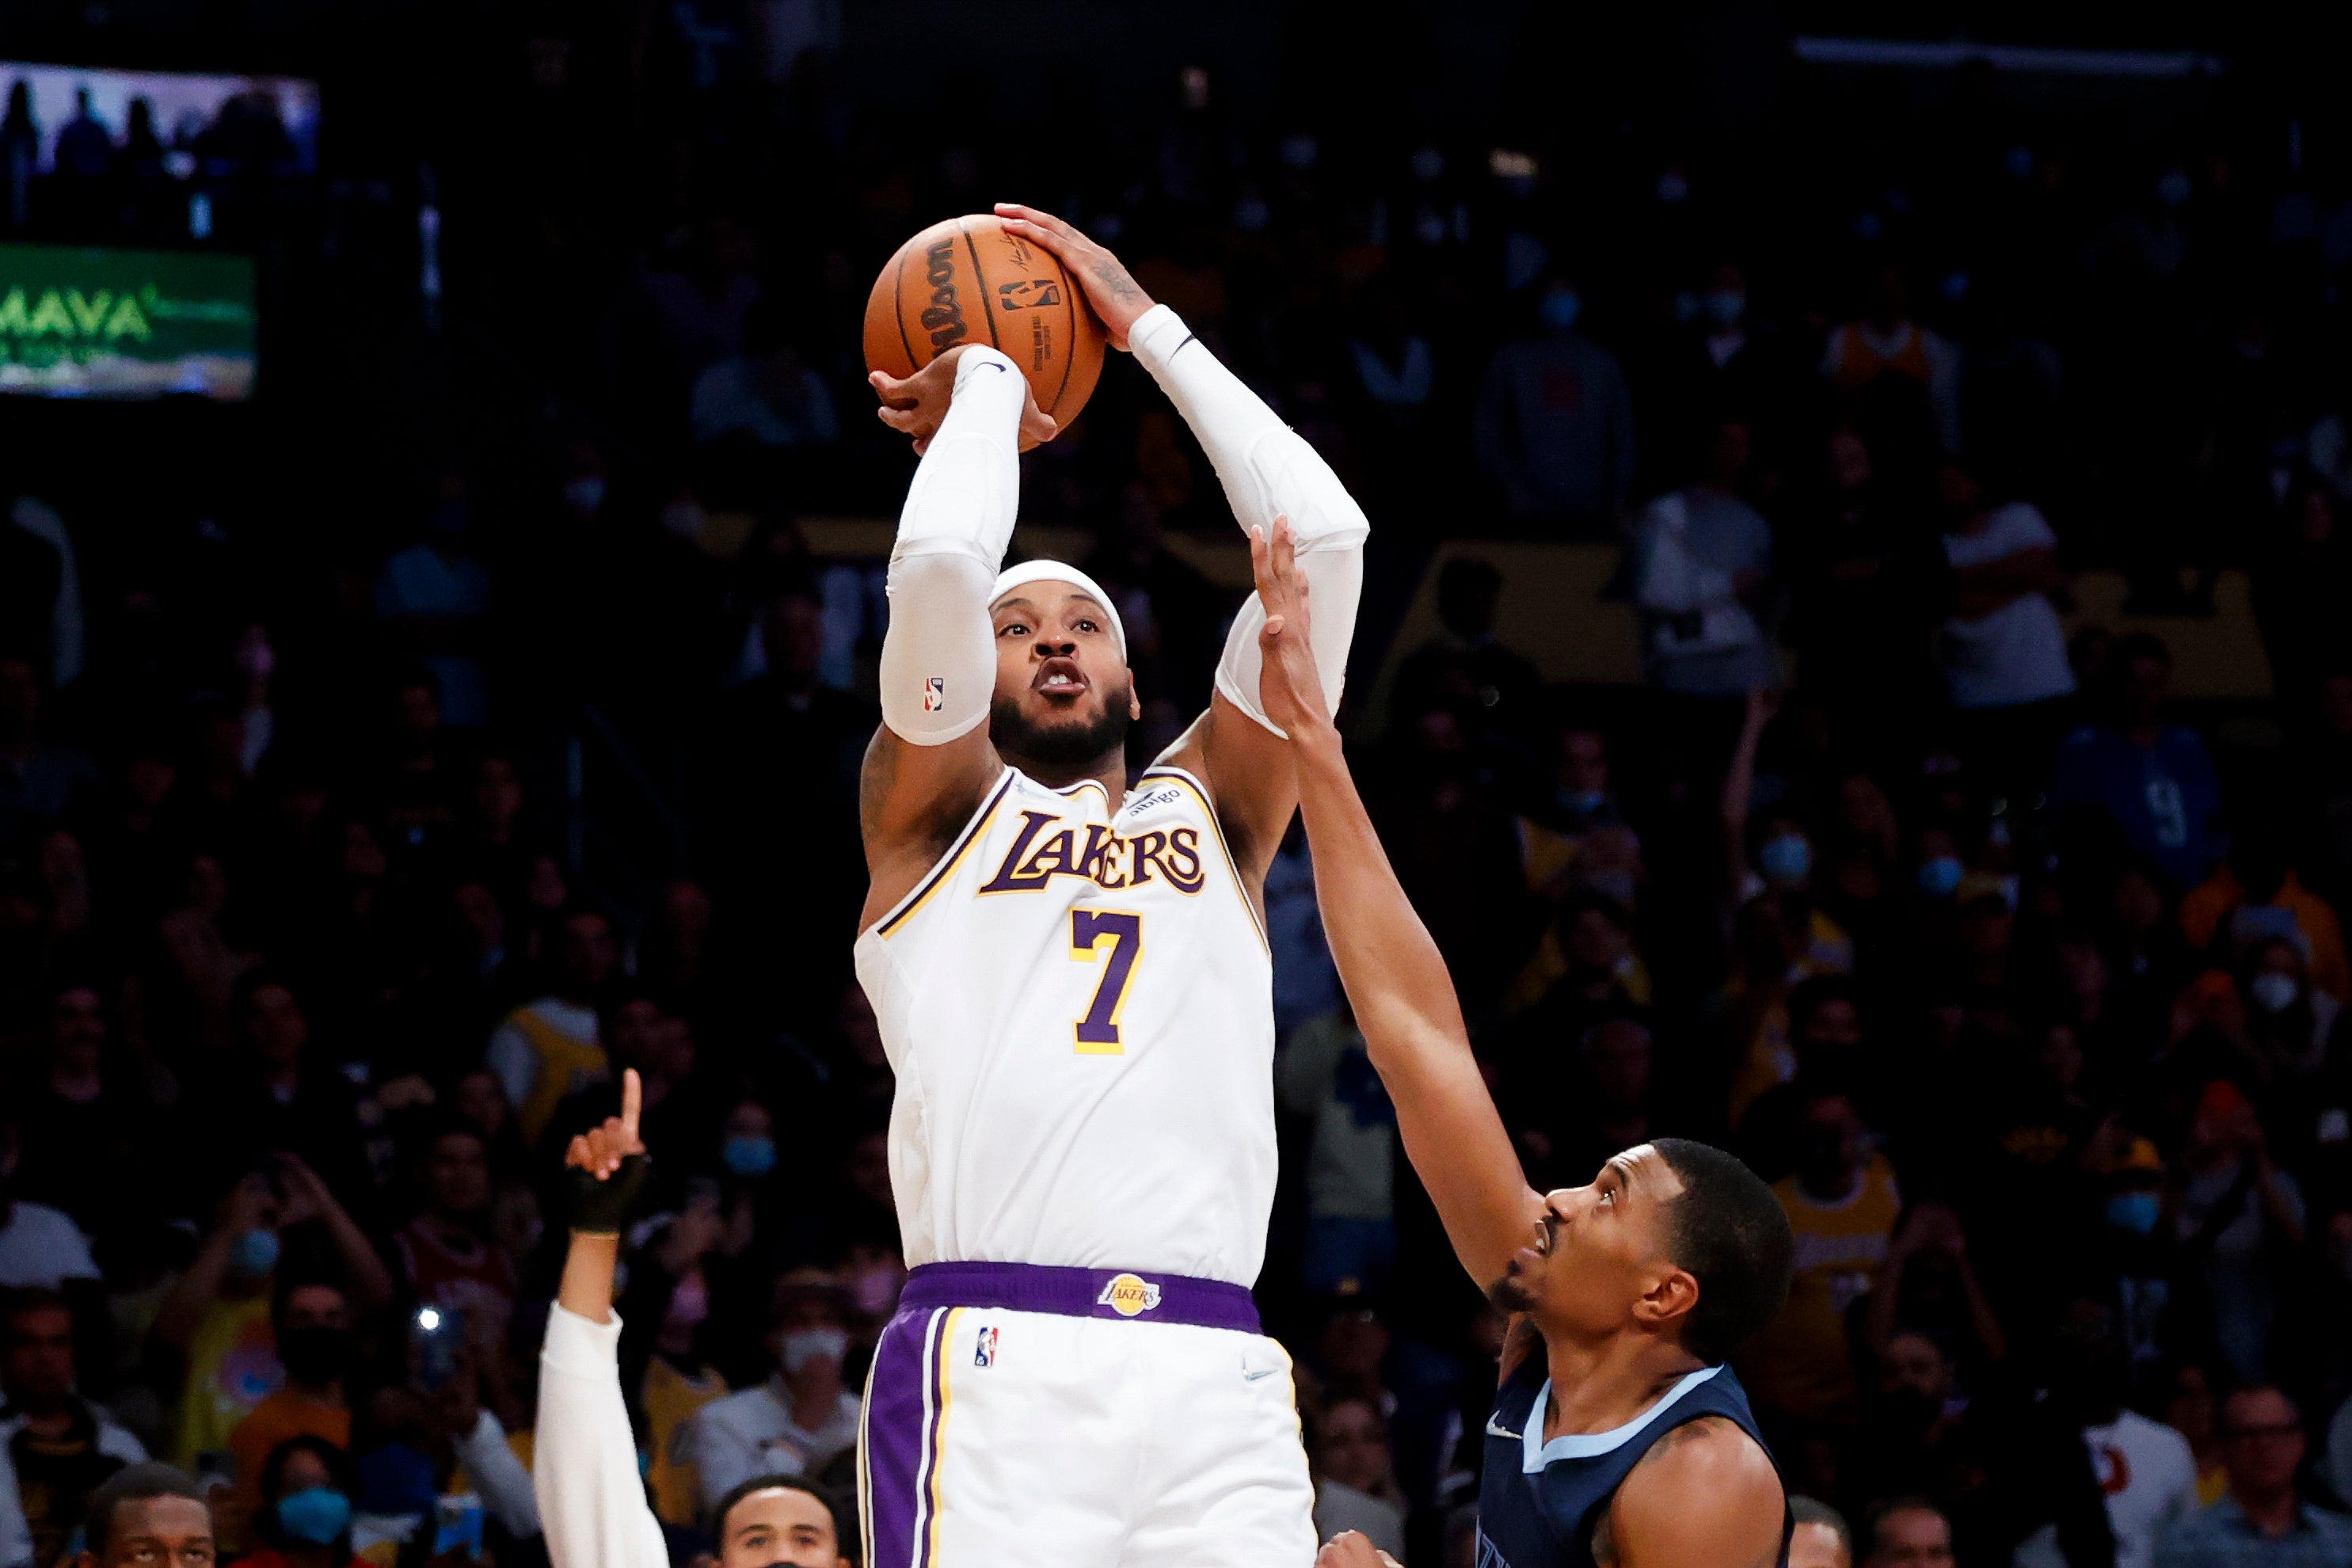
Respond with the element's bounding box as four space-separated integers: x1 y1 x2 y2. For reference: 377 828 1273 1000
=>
1130 306 1370 554
877 347 1023 744
879 550 996 744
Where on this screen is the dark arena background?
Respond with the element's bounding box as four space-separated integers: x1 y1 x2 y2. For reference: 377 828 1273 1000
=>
4 2 2352 1566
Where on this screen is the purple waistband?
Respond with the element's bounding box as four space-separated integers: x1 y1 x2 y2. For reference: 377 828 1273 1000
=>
900 1262 1261 1333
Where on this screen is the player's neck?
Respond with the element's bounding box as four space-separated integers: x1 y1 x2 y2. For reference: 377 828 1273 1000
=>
1003 745 1128 798
1538 1326 1707 1441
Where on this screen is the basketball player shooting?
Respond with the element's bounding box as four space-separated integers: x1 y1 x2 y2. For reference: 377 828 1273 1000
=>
851 204 1368 1566
1246 523 1798 1568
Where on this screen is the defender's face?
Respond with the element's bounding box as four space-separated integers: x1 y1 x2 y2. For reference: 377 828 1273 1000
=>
1496 1145 1687 1338
989 583 1138 739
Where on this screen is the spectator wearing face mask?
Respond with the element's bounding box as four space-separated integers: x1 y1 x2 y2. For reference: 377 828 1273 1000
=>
1723 689 1855 980
154 1174 390 1474
1472 273 1637 536
2073 1132 2179 1372
2180 831 2352 1006
2236 938 2338 1079
222 1281 354 1553
682 1274 862 1511
242 1436 363 1568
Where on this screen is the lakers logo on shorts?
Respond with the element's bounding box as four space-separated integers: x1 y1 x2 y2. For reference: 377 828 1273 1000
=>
1096 1273 1163 1317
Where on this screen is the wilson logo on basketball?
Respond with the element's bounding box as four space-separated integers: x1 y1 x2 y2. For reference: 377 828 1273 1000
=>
998 279 1061 310
919 238 968 351
1096 1273 1162 1317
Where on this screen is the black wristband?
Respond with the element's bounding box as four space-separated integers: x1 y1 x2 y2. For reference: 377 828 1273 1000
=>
569 1154 652 1235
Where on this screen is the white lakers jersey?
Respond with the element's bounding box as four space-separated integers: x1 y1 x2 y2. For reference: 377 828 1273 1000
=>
853 764 1277 1287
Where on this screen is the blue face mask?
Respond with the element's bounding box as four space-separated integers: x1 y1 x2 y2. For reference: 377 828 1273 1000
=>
1757 835 1811 887
277 1488 352 1546
1539 289 1582 332
721 1135 778 1178
1917 855 1965 898
2106 1191 2161 1236
1701 288 1745 329
234 1227 281 1277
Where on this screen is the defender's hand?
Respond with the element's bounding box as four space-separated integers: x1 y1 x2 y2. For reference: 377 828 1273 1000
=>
1251 516 1331 738
993 203 1155 351
871 344 1056 455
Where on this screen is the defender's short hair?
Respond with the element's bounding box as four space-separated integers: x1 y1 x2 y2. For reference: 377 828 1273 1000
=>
707 1472 851 1557
1790 1496 1854 1564
85 1463 210 1555
1651 1138 1794 1362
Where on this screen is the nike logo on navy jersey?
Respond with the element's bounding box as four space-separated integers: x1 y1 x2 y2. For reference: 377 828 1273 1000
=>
1486 1418 1523 1440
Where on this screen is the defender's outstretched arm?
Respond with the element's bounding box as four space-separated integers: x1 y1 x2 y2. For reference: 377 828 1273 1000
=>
1249 522 1543 1290
859 344 1055 927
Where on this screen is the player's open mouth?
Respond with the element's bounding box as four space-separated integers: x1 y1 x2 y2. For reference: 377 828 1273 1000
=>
1509 1213 1558 1275
1034 657 1088 696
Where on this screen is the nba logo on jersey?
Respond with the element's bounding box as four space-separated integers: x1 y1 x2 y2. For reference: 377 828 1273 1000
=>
1096 1273 1163 1317
923 676 946 713
973 1325 998 1367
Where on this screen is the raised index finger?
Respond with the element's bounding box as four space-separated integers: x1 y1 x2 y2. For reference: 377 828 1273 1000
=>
619 1068 642 1140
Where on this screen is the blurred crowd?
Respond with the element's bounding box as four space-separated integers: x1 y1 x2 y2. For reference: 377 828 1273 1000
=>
11 5 2352 1568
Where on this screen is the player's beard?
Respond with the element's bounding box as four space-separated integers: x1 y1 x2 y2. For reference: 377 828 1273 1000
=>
1487 1271 1536 1314
991 679 1133 771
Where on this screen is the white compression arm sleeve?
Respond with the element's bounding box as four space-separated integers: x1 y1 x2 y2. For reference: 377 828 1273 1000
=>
1128 306 1368 735
877 346 1026 744
535 1305 665 1568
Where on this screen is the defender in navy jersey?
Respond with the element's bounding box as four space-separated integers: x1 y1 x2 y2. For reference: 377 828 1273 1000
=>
1246 527 1799 1568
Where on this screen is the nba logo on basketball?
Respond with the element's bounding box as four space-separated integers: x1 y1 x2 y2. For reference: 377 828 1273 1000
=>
973 1326 998 1368
1096 1273 1162 1317
923 676 945 713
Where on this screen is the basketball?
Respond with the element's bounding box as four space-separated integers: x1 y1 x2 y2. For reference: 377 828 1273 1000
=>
863 212 1108 440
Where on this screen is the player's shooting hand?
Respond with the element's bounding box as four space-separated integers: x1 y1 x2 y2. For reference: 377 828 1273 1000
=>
565 1068 649 1181
1316 1532 1403 1568
992 203 1155 351
1251 516 1333 740
871 342 1056 455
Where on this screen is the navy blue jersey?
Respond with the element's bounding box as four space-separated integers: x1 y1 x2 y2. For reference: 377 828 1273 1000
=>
1476 1350 1787 1568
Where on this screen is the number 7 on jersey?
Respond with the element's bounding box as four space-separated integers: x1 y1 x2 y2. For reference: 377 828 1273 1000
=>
1070 909 1144 1053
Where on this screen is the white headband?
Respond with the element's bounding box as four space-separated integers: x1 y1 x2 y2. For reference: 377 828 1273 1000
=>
988 560 1128 657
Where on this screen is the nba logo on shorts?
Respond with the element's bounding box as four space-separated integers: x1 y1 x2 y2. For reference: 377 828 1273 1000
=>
923 676 946 713
973 1326 998 1368
1096 1273 1162 1317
